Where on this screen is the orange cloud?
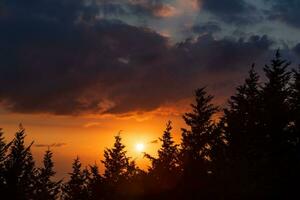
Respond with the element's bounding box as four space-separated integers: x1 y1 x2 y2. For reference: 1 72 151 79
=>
154 4 179 18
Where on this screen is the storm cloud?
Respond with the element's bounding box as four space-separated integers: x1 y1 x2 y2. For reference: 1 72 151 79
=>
199 0 260 25
265 0 300 29
0 0 299 116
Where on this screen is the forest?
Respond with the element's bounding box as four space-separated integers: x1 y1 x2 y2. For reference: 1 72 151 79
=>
0 51 299 200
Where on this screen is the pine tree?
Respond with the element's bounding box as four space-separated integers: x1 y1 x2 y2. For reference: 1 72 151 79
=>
3 125 37 200
287 66 300 197
87 164 104 200
63 157 89 200
260 50 293 198
262 50 291 141
291 66 300 137
36 149 61 200
180 87 219 197
223 65 263 198
0 129 11 190
101 134 129 184
145 121 179 191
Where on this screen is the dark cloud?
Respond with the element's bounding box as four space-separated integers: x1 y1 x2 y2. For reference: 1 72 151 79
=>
97 0 175 19
191 22 221 35
35 143 67 148
200 0 260 25
0 0 293 116
265 0 300 28
293 43 300 56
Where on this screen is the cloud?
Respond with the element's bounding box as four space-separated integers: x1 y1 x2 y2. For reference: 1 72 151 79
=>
191 21 221 34
149 140 159 144
84 122 101 128
97 0 178 19
0 0 297 116
199 0 261 25
35 143 67 148
265 0 300 28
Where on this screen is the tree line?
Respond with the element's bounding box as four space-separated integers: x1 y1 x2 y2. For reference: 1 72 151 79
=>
0 50 299 199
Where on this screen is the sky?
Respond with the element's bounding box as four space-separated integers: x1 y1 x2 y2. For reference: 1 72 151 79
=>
1 0 300 178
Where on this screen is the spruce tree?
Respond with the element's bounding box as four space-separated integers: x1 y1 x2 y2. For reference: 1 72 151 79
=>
3 125 37 200
0 129 11 190
291 66 300 137
180 87 219 197
260 50 293 198
287 66 300 197
224 65 263 198
262 50 291 142
101 134 129 184
63 157 89 200
145 121 179 191
87 164 104 200
36 149 61 200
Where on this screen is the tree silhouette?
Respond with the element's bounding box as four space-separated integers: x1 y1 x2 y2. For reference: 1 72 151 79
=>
287 66 300 197
145 121 180 193
223 65 264 198
0 128 11 193
86 164 104 200
3 125 37 200
260 50 293 198
291 66 300 137
35 149 61 200
101 134 130 184
101 134 143 199
63 157 89 200
262 50 291 139
180 87 219 198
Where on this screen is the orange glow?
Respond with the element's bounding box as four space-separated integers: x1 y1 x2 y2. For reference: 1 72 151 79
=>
0 96 224 179
0 109 187 178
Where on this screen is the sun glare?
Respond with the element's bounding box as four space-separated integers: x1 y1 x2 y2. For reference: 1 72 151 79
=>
135 143 145 152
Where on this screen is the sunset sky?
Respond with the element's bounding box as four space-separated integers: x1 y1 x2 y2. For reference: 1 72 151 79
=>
1 0 300 178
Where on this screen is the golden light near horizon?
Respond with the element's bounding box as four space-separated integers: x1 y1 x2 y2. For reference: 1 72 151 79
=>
135 143 145 153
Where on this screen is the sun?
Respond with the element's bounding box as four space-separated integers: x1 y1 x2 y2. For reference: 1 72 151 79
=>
135 143 145 152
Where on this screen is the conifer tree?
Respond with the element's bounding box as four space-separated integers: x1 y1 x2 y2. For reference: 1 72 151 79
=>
180 87 219 196
223 65 263 198
4 125 37 200
101 134 129 184
36 149 61 200
87 164 104 200
262 50 291 141
63 157 89 200
260 50 293 198
145 121 179 190
0 128 11 190
291 66 300 136
287 66 300 197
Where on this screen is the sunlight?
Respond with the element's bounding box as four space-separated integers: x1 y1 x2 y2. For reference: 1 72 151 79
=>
135 143 145 153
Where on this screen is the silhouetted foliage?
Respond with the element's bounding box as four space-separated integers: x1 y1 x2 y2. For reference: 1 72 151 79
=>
35 149 61 200
260 50 294 198
101 134 142 199
180 87 220 198
223 65 264 198
145 121 180 194
3 125 37 200
102 134 130 184
86 164 104 200
291 66 300 137
0 128 11 194
63 157 89 200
